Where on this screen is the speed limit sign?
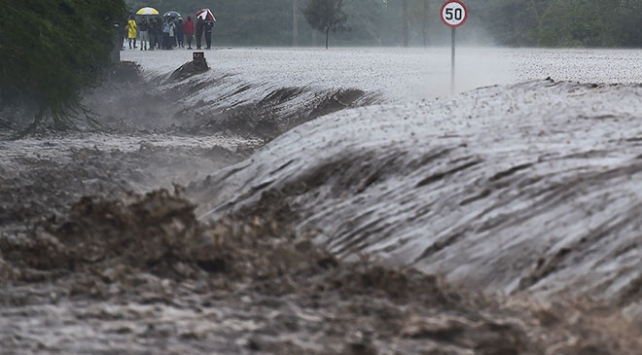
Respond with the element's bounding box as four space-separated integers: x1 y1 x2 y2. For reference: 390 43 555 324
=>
441 0 468 28
441 0 468 94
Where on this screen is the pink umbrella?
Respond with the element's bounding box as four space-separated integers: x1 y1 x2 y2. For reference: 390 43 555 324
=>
196 8 216 21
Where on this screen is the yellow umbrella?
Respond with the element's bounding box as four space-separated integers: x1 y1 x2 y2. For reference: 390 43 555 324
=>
136 7 159 16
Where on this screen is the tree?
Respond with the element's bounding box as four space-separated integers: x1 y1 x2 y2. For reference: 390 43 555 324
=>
0 0 127 131
402 0 409 46
303 0 348 48
293 0 299 46
341 0 387 45
422 0 429 47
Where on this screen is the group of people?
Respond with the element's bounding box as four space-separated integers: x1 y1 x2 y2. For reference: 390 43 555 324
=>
125 15 214 51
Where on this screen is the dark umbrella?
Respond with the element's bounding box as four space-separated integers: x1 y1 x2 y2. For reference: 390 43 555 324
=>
163 11 181 19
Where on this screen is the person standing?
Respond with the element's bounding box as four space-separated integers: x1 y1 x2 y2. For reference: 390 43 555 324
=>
195 17 204 50
176 18 185 48
148 17 159 50
156 17 163 49
162 18 171 49
126 15 137 49
184 16 195 49
204 20 214 49
138 17 149 50
168 18 177 48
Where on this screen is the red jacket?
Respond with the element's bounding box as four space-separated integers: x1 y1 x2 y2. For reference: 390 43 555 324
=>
184 19 195 35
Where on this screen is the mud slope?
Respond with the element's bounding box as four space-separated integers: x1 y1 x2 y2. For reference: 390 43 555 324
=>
84 57 380 141
3 189 640 353
190 79 642 310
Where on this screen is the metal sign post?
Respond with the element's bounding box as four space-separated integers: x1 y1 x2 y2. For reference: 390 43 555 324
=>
441 0 468 95
451 27 456 94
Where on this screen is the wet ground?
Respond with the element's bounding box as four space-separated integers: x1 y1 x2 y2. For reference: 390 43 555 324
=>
1 165 640 354
1 49 642 353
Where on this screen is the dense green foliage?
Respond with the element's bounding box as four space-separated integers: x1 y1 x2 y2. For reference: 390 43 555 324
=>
469 0 642 47
303 0 348 48
0 0 127 129
125 0 642 47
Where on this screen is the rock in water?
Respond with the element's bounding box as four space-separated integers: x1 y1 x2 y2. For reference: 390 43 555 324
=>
170 53 210 81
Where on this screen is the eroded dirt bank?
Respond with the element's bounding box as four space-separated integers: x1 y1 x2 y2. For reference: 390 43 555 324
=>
1 60 641 353
1 189 640 354
188 80 642 310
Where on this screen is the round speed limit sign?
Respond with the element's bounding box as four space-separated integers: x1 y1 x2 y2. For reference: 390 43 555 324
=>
441 0 468 28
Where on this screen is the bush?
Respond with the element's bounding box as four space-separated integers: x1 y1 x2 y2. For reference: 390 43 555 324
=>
0 0 126 130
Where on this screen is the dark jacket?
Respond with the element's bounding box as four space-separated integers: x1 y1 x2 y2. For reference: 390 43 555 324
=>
204 20 214 33
195 18 204 36
138 19 149 32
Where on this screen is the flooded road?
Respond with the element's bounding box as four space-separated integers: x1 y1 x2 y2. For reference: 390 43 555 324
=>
2 47 642 353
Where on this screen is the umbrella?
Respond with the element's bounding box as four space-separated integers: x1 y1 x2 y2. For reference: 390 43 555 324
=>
136 7 159 16
196 8 216 21
163 11 181 19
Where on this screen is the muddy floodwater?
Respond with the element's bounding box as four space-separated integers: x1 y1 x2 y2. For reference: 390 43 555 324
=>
2 47 642 353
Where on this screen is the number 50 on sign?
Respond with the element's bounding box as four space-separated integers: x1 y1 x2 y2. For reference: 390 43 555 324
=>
441 0 468 94
441 0 468 28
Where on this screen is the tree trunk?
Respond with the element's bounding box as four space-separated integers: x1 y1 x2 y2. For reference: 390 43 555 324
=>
422 0 429 47
292 0 298 46
111 25 121 63
325 28 329 49
402 0 409 47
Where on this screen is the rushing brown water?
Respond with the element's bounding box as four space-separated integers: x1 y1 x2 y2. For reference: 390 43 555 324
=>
2 48 642 353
